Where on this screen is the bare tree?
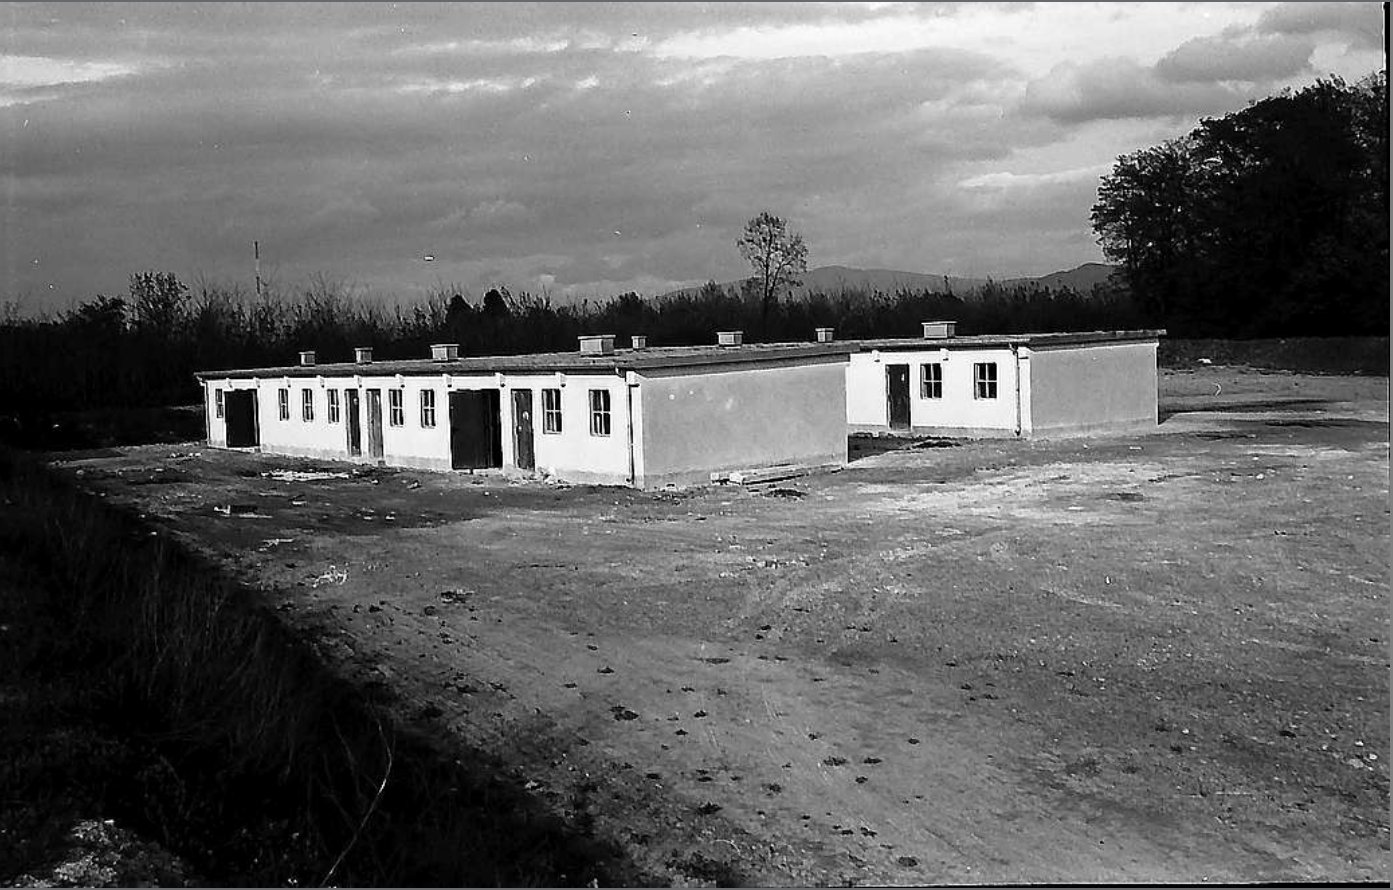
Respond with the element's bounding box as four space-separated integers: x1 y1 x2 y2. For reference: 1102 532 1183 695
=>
737 211 807 336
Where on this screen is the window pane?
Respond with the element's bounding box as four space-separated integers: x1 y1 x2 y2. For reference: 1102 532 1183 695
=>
589 389 611 436
542 388 562 433
920 363 942 399
974 362 998 399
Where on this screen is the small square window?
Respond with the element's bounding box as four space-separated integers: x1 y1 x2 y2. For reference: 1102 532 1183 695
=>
920 363 943 399
389 388 404 427
542 388 562 434
302 388 314 422
974 362 998 399
327 388 340 423
589 389 611 436
278 387 290 421
420 389 436 428
214 388 224 418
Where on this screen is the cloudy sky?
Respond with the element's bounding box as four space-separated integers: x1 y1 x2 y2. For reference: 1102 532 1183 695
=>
1 2 1384 312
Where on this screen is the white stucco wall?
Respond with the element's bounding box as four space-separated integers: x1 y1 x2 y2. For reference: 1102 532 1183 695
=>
203 370 637 482
1024 340 1159 436
636 356 847 487
497 371 634 485
205 380 226 447
245 374 453 470
846 347 1021 436
202 354 843 488
203 377 263 448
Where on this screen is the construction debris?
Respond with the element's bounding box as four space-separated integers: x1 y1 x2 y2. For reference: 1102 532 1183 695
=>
262 469 350 482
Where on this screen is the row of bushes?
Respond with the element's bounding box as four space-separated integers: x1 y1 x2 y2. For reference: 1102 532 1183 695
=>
0 446 633 886
2 274 1150 414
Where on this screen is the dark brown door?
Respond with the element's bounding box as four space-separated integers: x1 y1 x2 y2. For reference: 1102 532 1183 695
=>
366 389 384 459
224 390 259 447
887 364 911 430
345 389 362 456
512 388 535 471
449 390 503 469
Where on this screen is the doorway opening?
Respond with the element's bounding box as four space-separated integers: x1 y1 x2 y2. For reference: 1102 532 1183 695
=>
224 390 259 447
345 389 362 456
512 388 535 471
886 364 911 430
449 390 503 469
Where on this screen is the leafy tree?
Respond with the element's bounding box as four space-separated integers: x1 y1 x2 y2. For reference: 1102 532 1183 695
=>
481 287 511 320
129 272 190 335
1092 73 1388 336
1091 138 1207 328
737 211 808 337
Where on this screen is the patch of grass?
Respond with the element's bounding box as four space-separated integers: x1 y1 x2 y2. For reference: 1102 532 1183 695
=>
0 405 206 452
1160 337 1389 375
0 446 638 887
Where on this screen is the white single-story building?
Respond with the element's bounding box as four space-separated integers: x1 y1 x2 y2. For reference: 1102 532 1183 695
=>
195 334 852 489
846 321 1165 438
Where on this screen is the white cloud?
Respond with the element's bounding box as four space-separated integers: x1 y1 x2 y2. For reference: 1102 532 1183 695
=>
403 36 572 56
1256 1 1385 48
959 164 1112 191
650 14 962 60
1156 33 1314 83
396 76 538 95
0 54 137 88
1022 56 1244 123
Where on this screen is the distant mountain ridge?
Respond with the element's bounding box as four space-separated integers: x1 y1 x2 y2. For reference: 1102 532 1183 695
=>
659 262 1120 301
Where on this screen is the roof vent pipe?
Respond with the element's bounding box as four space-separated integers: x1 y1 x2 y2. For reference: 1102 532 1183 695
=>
630 334 648 350
354 346 374 364
717 330 743 347
579 334 616 356
299 350 317 366
921 320 957 340
814 327 835 343
430 343 460 362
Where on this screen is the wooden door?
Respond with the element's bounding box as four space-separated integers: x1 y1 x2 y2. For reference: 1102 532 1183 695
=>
365 388 384 459
887 364 911 430
345 389 362 456
512 388 535 471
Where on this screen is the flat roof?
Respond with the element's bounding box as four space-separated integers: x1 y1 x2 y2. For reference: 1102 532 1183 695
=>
852 329 1166 351
194 341 855 380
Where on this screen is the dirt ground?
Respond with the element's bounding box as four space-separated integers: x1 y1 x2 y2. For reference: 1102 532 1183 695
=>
57 367 1390 886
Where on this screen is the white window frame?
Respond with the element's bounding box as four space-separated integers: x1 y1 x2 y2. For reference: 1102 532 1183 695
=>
589 389 611 437
541 388 562 434
973 362 998 400
388 388 404 427
420 389 436 428
278 387 290 421
214 388 224 418
327 388 340 423
920 362 943 399
301 387 314 422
